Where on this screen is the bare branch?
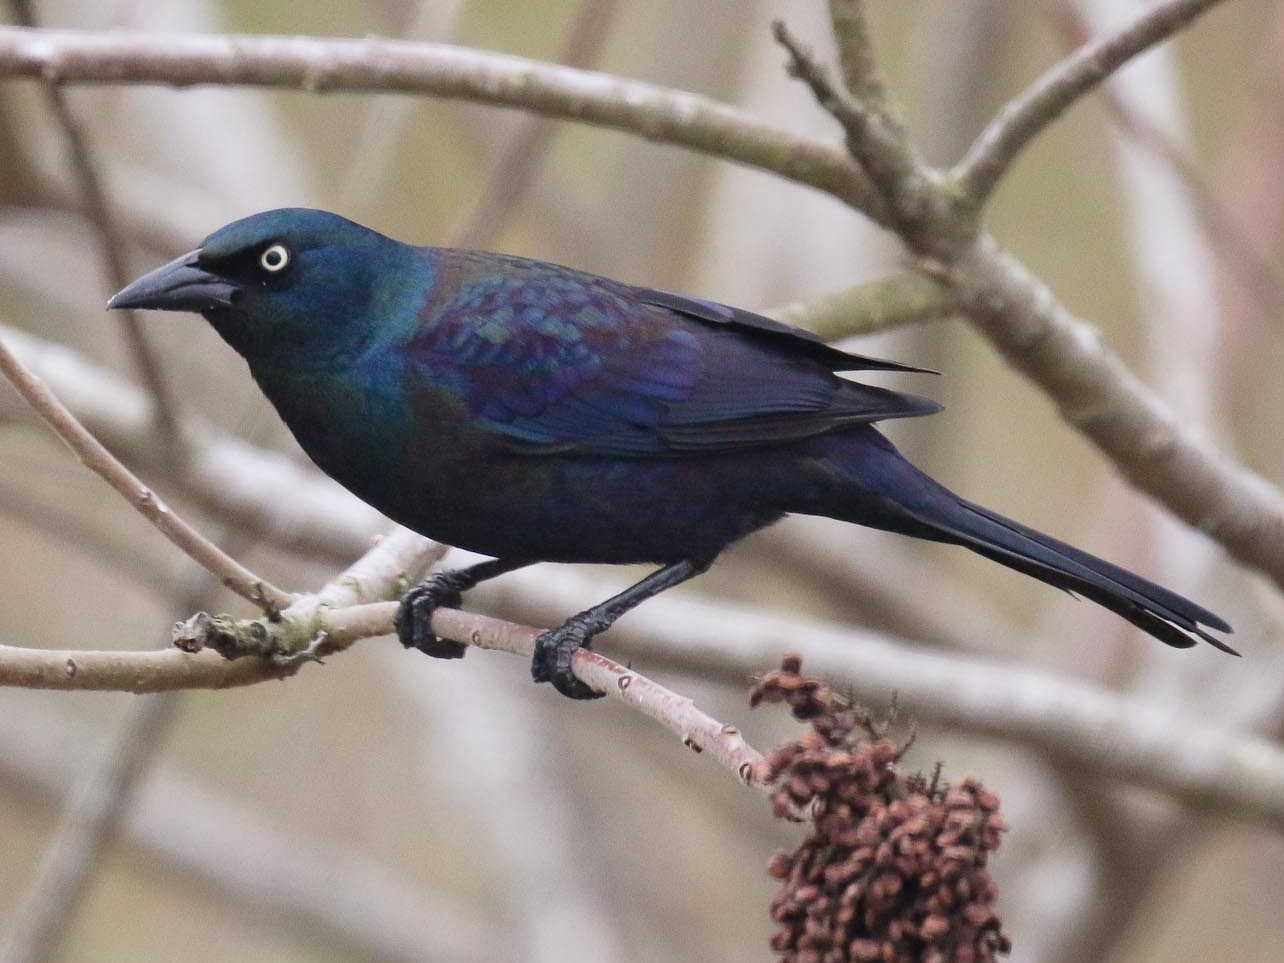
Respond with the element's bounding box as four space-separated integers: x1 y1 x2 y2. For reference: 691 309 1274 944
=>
0 331 293 611
770 19 906 229
1 322 383 563
941 237 1284 590
826 0 887 108
769 272 957 341
0 26 880 215
956 0 1234 202
448 0 623 249
0 598 768 791
311 525 444 609
574 578 1284 834
6 559 1283 830
5 11 182 459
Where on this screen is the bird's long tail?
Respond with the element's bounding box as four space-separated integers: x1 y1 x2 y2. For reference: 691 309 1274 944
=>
820 431 1235 653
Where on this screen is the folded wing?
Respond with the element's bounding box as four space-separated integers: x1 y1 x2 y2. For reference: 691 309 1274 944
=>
408 254 939 457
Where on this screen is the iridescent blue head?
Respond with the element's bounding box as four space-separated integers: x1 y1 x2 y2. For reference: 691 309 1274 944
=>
108 208 428 368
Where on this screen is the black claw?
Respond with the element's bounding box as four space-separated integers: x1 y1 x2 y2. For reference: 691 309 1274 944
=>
531 620 604 700
395 573 469 660
552 671 604 700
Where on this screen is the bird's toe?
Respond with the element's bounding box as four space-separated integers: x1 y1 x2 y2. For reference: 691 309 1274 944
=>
395 577 466 659
531 625 603 699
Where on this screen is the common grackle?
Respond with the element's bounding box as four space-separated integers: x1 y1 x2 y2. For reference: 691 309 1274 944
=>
109 209 1234 698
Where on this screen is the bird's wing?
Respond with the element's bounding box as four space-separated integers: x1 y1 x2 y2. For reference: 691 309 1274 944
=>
637 288 935 374
408 258 939 457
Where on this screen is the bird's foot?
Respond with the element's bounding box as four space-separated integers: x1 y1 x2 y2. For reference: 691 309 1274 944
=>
531 614 606 700
395 572 470 659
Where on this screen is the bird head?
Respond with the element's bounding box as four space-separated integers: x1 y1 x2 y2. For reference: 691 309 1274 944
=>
109 208 426 367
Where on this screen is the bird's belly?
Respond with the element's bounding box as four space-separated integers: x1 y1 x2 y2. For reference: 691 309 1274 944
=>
343 447 787 565
265 373 795 564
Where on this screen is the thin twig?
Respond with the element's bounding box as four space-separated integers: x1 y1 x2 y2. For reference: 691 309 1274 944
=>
449 0 622 249
827 0 887 109
0 332 292 611
768 271 958 341
311 524 443 610
0 600 769 789
1050 2 1284 326
0 322 383 564
770 20 908 224
772 18 971 256
7 1 182 453
955 0 1235 202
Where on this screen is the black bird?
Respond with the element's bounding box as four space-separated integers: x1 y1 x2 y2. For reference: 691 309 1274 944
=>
109 209 1235 698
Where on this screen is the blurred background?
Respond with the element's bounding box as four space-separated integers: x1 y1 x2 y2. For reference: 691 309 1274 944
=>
1 1 1283 961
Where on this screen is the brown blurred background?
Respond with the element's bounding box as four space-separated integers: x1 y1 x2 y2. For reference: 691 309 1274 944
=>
1 1 1282 961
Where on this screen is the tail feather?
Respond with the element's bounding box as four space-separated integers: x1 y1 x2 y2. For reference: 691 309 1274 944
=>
897 494 1236 654
816 428 1233 654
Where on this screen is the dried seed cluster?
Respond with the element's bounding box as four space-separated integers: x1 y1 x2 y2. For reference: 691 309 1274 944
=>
752 654 1010 963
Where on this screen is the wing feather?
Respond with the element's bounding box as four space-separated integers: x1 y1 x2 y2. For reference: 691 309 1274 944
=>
407 252 940 457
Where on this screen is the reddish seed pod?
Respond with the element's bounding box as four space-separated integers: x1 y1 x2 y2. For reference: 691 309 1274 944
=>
755 655 1009 962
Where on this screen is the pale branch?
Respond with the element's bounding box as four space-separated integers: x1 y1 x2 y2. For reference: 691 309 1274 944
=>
259 523 446 661
770 19 907 233
826 0 887 110
768 271 958 341
311 525 444 610
447 0 623 249
0 322 384 563
0 26 881 216
955 0 1235 203
6 578 1282 828
0 596 401 691
0 331 293 611
2 24 1281 594
942 236 1284 589
170 524 447 665
564 577 1284 834
7 2 182 454
0 600 770 791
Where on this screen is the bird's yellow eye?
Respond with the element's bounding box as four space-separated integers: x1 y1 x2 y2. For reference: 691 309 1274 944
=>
259 243 290 273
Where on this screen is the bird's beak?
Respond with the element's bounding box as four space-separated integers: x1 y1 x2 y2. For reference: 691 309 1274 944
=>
107 250 242 313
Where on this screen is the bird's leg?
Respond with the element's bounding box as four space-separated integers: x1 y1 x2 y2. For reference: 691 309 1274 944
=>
533 558 709 700
396 557 532 659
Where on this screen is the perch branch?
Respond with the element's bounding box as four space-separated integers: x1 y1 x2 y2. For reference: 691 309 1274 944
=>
956 0 1235 202
0 331 292 610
